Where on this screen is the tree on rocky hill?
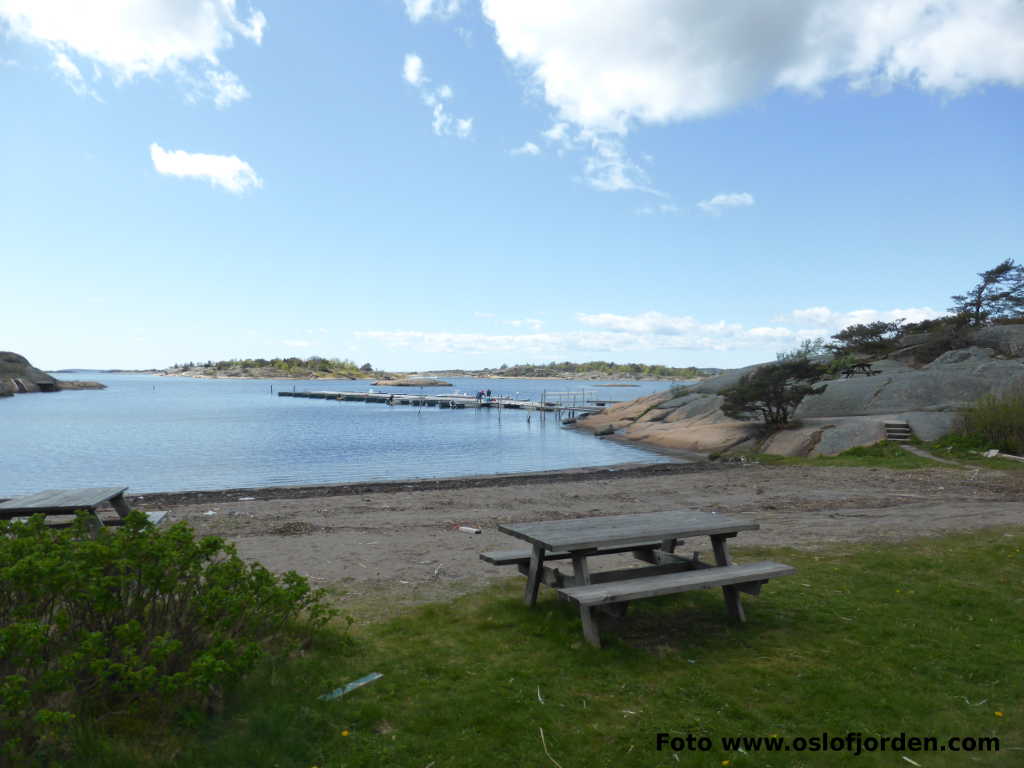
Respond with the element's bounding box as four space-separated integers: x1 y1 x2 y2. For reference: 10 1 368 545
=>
826 320 905 356
950 258 1024 325
721 358 827 425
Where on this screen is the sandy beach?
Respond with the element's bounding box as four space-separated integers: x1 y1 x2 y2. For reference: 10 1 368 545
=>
129 461 1024 615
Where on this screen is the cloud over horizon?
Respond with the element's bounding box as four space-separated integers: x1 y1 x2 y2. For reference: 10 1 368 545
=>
357 304 943 360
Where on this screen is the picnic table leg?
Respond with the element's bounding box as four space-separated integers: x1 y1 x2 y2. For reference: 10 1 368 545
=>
523 544 544 606
110 492 132 518
711 534 746 623
571 553 602 647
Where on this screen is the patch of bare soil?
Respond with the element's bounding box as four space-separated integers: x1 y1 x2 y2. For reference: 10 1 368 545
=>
129 462 1023 615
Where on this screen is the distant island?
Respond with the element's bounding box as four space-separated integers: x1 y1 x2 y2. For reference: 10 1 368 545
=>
159 358 718 382
424 361 720 381
162 357 376 380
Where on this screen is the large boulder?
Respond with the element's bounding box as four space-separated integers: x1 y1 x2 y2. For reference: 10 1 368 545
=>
0 351 59 393
794 348 1024 419
967 324 1024 357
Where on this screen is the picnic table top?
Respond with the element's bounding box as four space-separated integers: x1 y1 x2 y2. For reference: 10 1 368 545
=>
0 487 129 514
499 509 758 552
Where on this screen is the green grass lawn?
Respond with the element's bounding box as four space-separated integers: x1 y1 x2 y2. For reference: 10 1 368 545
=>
73 529 1022 767
747 440 1024 471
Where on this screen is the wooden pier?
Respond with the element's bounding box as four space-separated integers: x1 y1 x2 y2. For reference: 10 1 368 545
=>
277 390 604 415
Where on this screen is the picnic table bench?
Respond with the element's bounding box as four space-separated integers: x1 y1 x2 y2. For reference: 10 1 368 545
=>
0 487 165 531
483 510 793 647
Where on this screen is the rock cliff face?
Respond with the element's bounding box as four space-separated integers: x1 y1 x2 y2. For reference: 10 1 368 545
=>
576 325 1024 457
0 351 60 394
0 352 105 395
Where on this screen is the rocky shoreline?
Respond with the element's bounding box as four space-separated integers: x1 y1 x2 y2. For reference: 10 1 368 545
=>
576 325 1024 457
1 352 105 395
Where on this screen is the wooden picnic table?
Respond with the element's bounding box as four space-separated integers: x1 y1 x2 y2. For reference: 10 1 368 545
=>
0 487 163 530
840 362 879 377
489 510 794 647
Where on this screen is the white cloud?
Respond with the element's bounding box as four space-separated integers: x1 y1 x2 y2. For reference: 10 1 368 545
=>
403 0 461 23
52 51 100 99
542 122 570 143
781 306 941 329
403 53 474 139
508 318 544 331
637 203 679 215
403 53 426 86
483 1 1024 196
149 142 262 194
205 69 250 108
282 339 314 349
697 192 755 215
363 302 945 359
510 141 541 156
482 1 1024 134
0 0 265 105
579 132 655 193
431 103 451 135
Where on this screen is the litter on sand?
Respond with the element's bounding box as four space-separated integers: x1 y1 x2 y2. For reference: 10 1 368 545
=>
319 672 383 701
458 526 481 534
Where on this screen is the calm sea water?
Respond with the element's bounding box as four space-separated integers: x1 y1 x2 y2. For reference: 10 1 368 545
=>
0 374 682 495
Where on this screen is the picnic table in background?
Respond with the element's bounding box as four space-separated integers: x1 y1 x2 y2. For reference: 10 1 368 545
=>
840 362 880 377
0 487 165 531
483 510 794 647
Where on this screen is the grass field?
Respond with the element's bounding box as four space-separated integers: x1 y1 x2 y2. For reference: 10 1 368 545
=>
72 528 1022 767
746 440 1024 472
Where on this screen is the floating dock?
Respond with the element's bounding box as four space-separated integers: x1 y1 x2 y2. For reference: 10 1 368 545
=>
277 390 604 415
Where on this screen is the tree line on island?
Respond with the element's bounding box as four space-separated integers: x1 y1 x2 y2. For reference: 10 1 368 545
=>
168 358 713 380
435 361 712 379
171 357 374 377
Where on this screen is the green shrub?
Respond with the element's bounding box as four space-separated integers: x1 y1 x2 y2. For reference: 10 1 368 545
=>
955 383 1024 454
836 441 915 459
0 512 337 761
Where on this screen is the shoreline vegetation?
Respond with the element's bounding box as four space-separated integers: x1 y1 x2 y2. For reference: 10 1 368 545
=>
152 357 721 382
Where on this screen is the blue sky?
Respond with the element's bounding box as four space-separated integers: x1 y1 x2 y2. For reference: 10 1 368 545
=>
2 0 1022 371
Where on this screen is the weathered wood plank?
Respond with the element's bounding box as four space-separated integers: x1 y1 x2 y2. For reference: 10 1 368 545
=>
479 541 661 567
523 543 544 606
558 561 795 607
499 510 757 551
0 487 129 517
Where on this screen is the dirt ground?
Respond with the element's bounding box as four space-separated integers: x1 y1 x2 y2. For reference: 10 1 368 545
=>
130 461 1023 612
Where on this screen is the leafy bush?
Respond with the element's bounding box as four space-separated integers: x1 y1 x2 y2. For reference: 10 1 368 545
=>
929 432 992 457
836 441 917 459
776 337 826 361
954 383 1024 455
0 512 337 761
824 353 859 376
